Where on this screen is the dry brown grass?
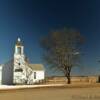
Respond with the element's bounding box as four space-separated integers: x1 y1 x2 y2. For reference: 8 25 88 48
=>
0 83 100 100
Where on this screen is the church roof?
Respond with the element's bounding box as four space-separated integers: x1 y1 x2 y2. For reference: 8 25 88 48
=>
29 64 45 71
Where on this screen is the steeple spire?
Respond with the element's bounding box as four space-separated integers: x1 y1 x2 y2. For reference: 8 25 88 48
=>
15 37 24 55
18 37 21 42
16 37 22 46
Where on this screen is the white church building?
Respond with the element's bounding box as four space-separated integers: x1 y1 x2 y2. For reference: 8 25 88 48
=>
0 38 45 85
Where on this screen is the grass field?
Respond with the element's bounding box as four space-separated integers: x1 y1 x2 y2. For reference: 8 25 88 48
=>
0 84 100 100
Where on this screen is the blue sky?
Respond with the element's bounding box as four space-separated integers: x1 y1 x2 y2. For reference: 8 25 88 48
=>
0 0 100 76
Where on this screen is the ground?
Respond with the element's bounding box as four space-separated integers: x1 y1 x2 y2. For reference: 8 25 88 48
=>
0 84 100 100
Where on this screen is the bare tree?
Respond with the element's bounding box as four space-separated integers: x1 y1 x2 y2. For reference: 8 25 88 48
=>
40 28 84 84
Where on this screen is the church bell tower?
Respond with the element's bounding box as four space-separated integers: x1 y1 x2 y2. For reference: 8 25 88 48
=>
15 38 24 56
13 38 26 84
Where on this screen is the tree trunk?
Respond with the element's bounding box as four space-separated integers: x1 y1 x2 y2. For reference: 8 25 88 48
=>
65 67 71 84
67 76 71 84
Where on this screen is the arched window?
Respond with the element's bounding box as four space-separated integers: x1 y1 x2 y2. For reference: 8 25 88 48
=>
17 47 21 54
18 63 21 66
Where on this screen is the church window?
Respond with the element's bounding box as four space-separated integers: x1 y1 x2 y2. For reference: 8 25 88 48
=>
34 72 36 79
17 47 21 54
15 68 23 72
18 63 21 66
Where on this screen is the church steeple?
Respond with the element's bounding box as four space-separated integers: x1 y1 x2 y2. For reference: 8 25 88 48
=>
16 37 23 46
14 38 25 84
15 38 24 55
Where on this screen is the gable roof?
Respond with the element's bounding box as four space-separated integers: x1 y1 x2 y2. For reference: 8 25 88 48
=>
29 64 45 71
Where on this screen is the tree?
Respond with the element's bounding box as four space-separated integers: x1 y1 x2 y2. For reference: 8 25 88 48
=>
40 28 84 84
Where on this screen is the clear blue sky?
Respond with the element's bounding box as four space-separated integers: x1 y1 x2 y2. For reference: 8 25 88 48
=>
0 0 100 76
